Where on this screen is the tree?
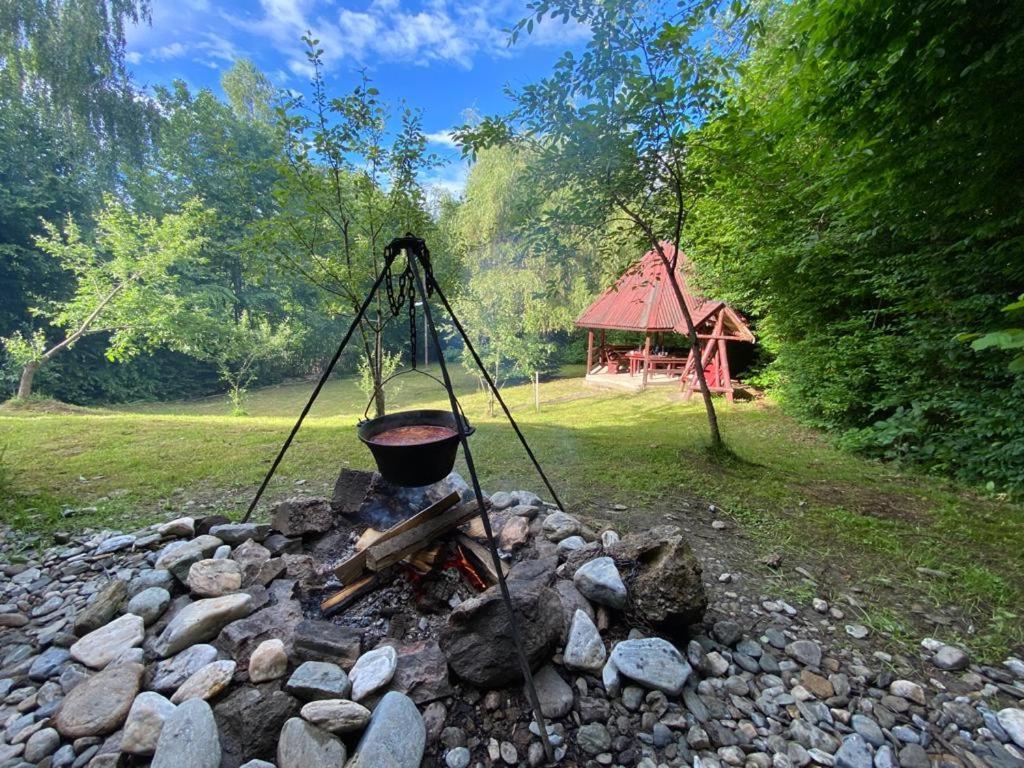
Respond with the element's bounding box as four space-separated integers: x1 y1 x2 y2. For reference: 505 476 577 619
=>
444 145 597 410
3 198 209 399
262 36 439 417
457 0 751 450
204 313 293 415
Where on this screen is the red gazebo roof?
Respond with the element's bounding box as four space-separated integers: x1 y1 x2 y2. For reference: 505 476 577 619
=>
575 244 753 340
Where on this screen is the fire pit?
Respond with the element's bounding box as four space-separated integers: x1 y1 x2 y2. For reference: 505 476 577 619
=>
357 409 473 487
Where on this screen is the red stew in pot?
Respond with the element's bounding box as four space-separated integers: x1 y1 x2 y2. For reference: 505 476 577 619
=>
368 424 459 446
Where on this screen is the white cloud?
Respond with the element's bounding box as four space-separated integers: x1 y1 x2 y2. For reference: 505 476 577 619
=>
424 129 458 148
223 0 585 77
423 160 469 197
151 42 189 60
126 51 143 64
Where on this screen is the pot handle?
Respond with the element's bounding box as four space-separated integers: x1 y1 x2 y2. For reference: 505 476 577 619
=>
358 367 475 438
360 367 449 421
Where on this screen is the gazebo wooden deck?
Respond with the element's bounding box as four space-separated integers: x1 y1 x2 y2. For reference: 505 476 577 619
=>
576 244 755 402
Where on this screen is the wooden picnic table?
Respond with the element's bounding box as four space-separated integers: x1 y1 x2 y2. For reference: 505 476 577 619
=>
625 351 690 377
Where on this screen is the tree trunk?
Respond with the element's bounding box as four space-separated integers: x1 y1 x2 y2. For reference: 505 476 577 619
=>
657 253 724 450
372 327 386 417
17 360 39 399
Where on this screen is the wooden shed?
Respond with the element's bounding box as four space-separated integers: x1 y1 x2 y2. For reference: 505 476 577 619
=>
576 244 754 401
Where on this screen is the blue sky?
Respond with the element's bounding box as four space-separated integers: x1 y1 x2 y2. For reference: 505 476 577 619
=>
124 0 591 195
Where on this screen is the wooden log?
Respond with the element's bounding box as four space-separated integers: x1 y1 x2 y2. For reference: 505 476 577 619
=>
320 573 379 615
365 504 480 572
332 491 460 583
405 543 442 574
453 533 506 586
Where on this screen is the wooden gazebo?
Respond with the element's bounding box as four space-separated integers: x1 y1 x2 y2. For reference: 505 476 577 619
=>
576 244 754 402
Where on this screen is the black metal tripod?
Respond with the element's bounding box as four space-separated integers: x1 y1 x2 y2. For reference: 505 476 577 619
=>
241 234 565 763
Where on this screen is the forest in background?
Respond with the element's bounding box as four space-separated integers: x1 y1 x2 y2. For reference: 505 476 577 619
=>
2 0 1022 496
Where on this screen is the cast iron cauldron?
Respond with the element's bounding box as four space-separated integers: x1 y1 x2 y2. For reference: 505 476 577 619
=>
357 409 474 487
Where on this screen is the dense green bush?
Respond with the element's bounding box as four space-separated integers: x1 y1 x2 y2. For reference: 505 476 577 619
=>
690 0 1024 495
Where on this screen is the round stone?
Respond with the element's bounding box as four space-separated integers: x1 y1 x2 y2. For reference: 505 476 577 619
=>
349 645 398 701
127 587 171 626
24 727 60 763
170 660 236 703
300 699 371 733
249 638 288 683
446 746 471 768
151 698 221 768
70 613 145 669
573 557 627 609
54 662 144 738
122 691 177 755
187 559 242 597
563 609 606 673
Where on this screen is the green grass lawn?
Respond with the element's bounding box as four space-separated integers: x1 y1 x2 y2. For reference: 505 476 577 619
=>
2 365 1022 659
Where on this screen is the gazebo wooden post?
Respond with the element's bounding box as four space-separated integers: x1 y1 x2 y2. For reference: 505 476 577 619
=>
600 329 606 368
641 333 652 389
718 335 733 403
682 311 724 400
586 330 595 374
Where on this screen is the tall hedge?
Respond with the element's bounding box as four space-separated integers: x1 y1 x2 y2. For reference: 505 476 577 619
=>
690 0 1024 494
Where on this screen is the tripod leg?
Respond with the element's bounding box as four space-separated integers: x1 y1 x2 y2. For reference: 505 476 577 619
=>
241 266 391 523
431 282 567 514
408 257 556 765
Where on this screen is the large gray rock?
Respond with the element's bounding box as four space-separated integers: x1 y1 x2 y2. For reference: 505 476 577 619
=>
440 578 563 687
154 593 254 657
121 691 177 755
270 497 334 536
286 661 351 701
277 717 346 768
563 609 606 673
188 559 243 597
209 523 270 544
23 727 60 763
584 526 705 635
151 698 221 768
214 684 299 768
155 535 224 582
347 691 425 768
170 659 236 703
148 644 220 693
70 613 145 669
54 662 144 738
127 587 172 626
835 734 873 768
74 579 128 636
573 557 628 609
28 646 71 681
129 568 176 597
300 699 371 733
786 639 822 668
542 512 581 542
530 664 574 719
997 708 1024 748
216 590 303 670
350 645 397 701
386 640 453 704
292 619 362 667
609 638 691 695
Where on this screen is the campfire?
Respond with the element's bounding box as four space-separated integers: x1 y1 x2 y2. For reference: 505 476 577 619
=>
304 471 508 630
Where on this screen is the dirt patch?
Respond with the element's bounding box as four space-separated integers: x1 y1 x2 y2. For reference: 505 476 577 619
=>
797 480 931 523
0 398 92 416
